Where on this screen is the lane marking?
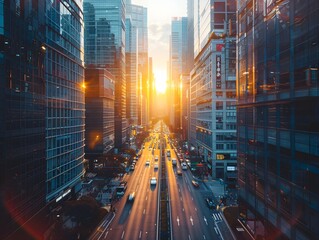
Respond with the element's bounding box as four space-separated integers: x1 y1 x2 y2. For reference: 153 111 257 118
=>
203 235 206 239
204 216 208 225
188 235 192 240
214 227 218 234
139 230 142 238
143 209 146 214
190 216 194 226
104 231 108 238
177 216 180 226
121 230 125 239
195 207 197 211
146 196 148 201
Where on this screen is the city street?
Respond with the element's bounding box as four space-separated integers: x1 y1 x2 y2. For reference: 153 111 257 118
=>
91 126 236 240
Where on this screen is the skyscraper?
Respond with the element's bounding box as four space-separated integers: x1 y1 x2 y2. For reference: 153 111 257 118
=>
125 17 138 125
0 1 46 238
237 1 319 239
169 17 188 132
84 0 127 148
0 0 85 238
126 1 149 127
190 0 237 179
45 0 85 204
85 68 115 157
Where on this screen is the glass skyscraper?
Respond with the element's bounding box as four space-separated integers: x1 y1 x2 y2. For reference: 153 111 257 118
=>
0 1 46 238
237 0 319 239
126 0 149 126
84 0 127 148
45 0 85 203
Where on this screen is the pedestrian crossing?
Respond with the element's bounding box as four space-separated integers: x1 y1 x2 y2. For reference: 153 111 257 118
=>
212 213 223 221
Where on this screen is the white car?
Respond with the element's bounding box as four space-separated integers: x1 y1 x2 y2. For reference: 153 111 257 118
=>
181 162 188 170
127 192 135 201
150 177 157 185
145 160 150 166
154 163 159 169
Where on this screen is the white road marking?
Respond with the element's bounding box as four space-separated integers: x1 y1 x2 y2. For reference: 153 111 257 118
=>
143 209 146 214
139 230 142 238
104 231 108 238
190 216 194 226
195 208 197 211
213 214 217 221
146 196 148 201
188 235 192 240
183 208 185 212
204 216 208 225
214 227 218 234
177 216 180 226
121 230 125 239
203 235 206 239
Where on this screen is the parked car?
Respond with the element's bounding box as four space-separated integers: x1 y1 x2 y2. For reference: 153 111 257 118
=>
191 180 199 188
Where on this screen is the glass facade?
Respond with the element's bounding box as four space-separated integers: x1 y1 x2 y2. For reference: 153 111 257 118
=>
85 68 115 155
170 17 188 131
237 0 319 239
45 0 85 202
126 2 148 126
125 18 138 124
84 0 127 148
0 1 46 238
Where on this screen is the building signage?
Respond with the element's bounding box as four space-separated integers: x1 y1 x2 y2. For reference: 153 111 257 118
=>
216 55 221 89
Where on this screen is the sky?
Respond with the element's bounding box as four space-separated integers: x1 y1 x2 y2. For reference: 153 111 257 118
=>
132 0 187 93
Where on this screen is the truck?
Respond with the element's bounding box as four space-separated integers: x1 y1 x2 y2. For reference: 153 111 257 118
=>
172 158 177 166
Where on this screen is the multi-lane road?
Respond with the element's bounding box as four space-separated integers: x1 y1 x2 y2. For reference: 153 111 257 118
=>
91 125 233 240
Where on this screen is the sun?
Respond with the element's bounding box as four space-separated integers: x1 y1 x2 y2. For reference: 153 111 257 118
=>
155 70 167 94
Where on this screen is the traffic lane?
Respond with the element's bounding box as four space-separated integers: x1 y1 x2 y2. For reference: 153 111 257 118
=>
102 141 157 239
168 146 221 240
176 172 220 240
167 158 191 240
122 137 160 239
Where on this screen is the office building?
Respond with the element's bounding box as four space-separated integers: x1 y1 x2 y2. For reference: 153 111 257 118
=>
0 0 85 238
84 0 127 148
45 0 85 204
126 0 149 127
237 0 319 239
190 0 237 179
85 68 115 157
169 17 188 132
125 17 138 125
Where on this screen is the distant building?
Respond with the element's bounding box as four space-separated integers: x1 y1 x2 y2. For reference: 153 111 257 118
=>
181 74 190 141
125 17 138 125
169 17 188 132
126 1 149 127
85 68 115 157
84 0 127 148
190 0 237 180
237 1 319 239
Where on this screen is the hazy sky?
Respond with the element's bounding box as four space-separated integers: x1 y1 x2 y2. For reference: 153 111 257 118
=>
132 0 187 90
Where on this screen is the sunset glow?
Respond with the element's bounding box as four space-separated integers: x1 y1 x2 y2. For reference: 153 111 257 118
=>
155 70 167 94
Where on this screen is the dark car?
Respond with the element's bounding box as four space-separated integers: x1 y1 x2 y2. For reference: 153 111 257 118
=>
177 169 182 176
205 198 216 209
191 180 199 188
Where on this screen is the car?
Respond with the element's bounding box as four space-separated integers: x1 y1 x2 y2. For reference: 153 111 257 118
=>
145 160 150 166
177 169 182 176
154 155 159 161
127 192 135 202
150 177 157 185
154 164 159 169
130 165 135 171
205 197 216 209
191 180 199 188
181 162 188 170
